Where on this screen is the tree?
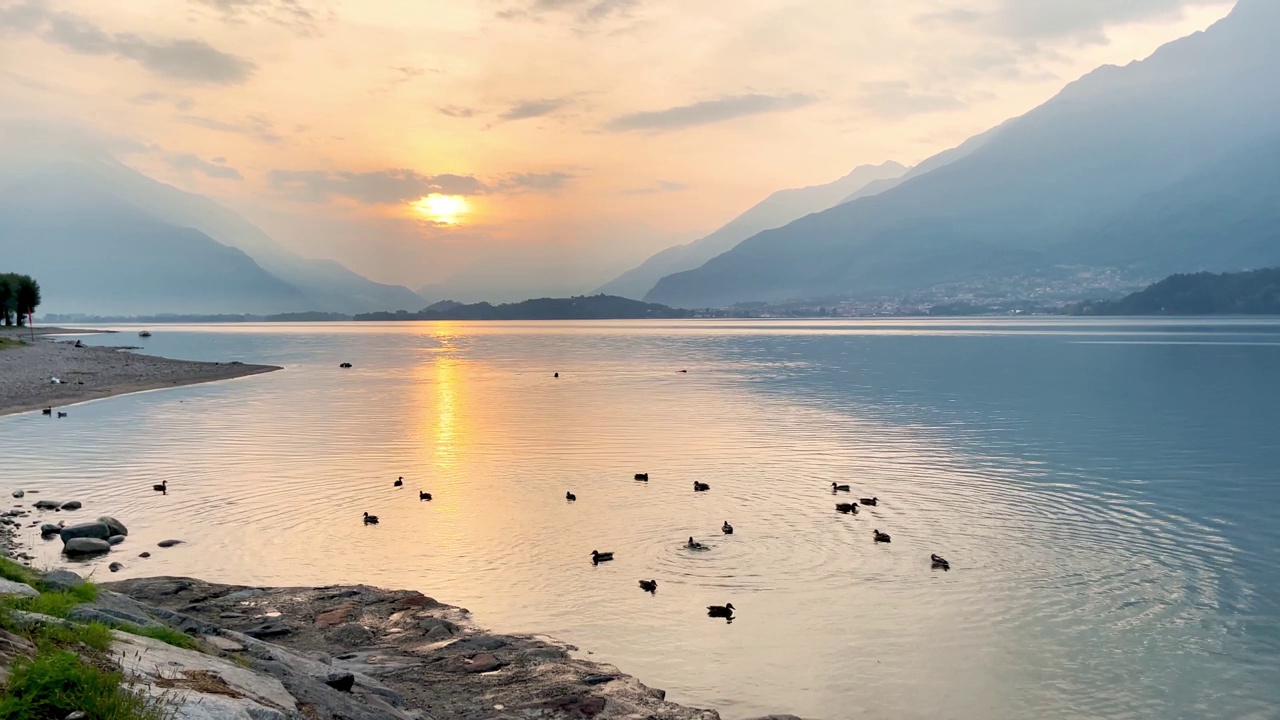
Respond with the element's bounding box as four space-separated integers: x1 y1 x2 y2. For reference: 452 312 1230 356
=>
14 275 41 327
0 275 13 327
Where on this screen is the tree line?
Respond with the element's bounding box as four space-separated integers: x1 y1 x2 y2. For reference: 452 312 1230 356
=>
0 273 42 326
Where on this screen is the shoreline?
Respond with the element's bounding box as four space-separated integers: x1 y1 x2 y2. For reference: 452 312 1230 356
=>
0 330 281 417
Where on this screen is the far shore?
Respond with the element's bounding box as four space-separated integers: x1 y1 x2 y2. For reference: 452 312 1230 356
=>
0 327 280 417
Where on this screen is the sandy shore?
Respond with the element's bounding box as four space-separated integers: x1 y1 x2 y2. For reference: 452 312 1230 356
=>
0 328 280 417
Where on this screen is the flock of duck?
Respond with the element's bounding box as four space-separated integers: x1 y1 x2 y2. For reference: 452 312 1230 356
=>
364 470 951 623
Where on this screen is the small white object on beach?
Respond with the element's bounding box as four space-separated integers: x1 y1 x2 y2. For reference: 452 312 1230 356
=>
49 377 61 384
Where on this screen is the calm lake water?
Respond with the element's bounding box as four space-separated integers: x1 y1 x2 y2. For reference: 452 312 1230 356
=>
4 319 1279 720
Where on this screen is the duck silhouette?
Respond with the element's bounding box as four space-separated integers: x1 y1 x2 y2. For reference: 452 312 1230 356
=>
860 497 878 507
722 521 734 535
873 530 891 543
419 491 432 501
693 481 710 492
591 550 614 564
363 512 379 525
394 477 404 487
686 537 708 550
153 480 168 495
634 473 649 481
931 554 950 570
707 603 735 619
638 579 658 593
832 483 851 492
835 503 856 514
566 491 576 502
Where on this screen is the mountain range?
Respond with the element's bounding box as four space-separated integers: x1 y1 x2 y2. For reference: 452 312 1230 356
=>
0 150 423 315
644 0 1280 308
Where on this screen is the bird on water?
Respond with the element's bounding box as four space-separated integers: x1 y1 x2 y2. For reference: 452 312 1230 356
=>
832 483 851 492
931 554 950 570
363 512 379 525
419 491 432 501
634 473 649 481
836 502 857 514
693 481 710 492
591 550 614 564
566 491 576 501
394 477 404 487
707 603 735 619
686 537 707 550
873 529 891 543
722 521 734 534
860 497 878 506
153 480 168 495
638 579 658 593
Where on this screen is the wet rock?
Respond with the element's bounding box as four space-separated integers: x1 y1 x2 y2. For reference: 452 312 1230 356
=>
59 522 111 543
245 622 292 639
33 499 61 510
41 570 83 591
525 695 608 718
98 516 128 536
69 592 162 629
202 635 246 652
40 523 61 537
314 602 357 628
324 670 356 692
63 537 111 555
107 535 126 546
450 635 506 651
326 622 373 646
157 539 184 548
583 674 617 686
463 652 503 673
220 588 265 602
60 501 82 511
0 578 39 599
395 593 438 609
425 624 454 641
11 490 23 498
109 562 123 572
138 552 151 558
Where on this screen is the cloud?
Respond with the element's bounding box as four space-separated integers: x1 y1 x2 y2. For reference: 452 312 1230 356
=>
438 105 477 118
605 93 816 132
498 98 569 122
856 81 967 118
165 152 243 180
621 180 687 195
0 0 255 84
917 0 1222 42
498 0 639 25
176 113 282 143
129 91 196 111
188 0 331 36
498 171 576 192
269 169 489 204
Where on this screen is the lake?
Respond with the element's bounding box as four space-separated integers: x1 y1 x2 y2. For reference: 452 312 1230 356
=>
3 319 1279 720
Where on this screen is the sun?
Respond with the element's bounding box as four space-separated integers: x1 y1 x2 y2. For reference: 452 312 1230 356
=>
415 194 470 225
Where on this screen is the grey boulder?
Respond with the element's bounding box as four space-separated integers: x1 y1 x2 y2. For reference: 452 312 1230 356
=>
98 516 128 536
42 570 84 591
33 500 61 510
157 539 184 548
11 490 23 498
63 537 111 556
39 523 61 537
107 535 126 546
109 562 123 572
59 522 111 544
0 578 39 599
60 501 82 511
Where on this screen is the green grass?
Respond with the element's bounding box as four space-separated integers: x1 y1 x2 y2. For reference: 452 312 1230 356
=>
114 624 198 650
32 621 117 653
0 557 40 586
0 649 169 720
0 336 25 350
2 584 99 618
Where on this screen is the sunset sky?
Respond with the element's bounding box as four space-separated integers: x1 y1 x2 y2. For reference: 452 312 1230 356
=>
0 0 1235 293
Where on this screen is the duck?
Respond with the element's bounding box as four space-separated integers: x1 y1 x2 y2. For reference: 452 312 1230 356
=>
41 407 52 416
693 481 710 492
57 412 68 418
419 491 433 501
591 550 614 564
638 579 658 593
634 473 649 481
153 480 168 495
394 477 404 487
565 491 577 502
677 369 688 374
363 512 379 525
707 603 735 618
859 497 878 506
835 503 856 514
931 554 950 571
554 372 559 378
831 483 851 492
339 362 352 368
686 537 707 550
722 521 734 535
873 529 891 543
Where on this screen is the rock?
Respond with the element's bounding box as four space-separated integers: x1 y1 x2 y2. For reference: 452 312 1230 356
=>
39 523 61 537
314 602 357 628
58 522 111 543
525 695 608 718
60 501 82 511
583 674 617 686
219 612 245 619
109 562 123 572
464 652 503 673
138 552 151 558
202 635 246 653
395 594 438 609
98 516 128 536
107 535 125 546
69 592 162 629
63 537 111 556
326 622 373 646
324 670 356 692
450 635 506 652
11 490 23 498
245 622 292 639
33 499 61 509
65 712 85 720
157 539 184 548
0 578 39 599
425 624 453 641
41 570 83 591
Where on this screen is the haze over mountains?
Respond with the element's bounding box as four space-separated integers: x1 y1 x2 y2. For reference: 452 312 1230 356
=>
645 0 1280 309
0 149 423 315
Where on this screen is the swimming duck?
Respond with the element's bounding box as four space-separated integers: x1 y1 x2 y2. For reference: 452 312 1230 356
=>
339 362 352 368
419 491 433 501
931 554 950 571
873 529 891 543
566 491 577 502
554 372 560 378
638 579 658 593
394 477 404 487
363 512 379 525
707 603 735 618
722 521 734 535
835 503 856 514
57 412 67 418
634 473 649 481
591 550 614 564
41 407 52 416
693 481 710 492
678 369 688 374
832 483 851 492
153 480 168 495
859 497 878 506
686 537 707 550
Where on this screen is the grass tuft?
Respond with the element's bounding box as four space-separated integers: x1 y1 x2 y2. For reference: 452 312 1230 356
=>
0 557 41 586
34 620 117 653
3 584 99 619
115 623 198 650
0 649 169 720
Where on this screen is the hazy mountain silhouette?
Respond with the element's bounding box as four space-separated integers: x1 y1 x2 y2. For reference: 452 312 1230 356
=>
0 173 309 315
647 1 1280 308
596 161 907 299
0 151 422 314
